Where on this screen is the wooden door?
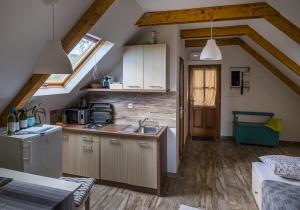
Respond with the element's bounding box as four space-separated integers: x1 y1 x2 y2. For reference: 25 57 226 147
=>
62 132 77 175
100 137 127 183
123 45 144 89
179 57 185 159
144 44 167 91
76 135 100 178
189 65 221 138
127 139 157 189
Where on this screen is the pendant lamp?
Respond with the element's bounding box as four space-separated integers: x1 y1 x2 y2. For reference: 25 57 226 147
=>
33 0 73 74
200 18 222 61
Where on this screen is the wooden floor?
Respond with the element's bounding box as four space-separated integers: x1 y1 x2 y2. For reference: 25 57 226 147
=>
90 139 300 210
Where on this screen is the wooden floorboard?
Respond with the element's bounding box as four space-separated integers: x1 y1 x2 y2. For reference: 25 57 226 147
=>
90 139 300 210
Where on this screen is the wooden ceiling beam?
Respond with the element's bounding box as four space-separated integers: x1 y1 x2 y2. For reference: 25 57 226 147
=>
181 25 300 77
185 38 300 96
136 3 300 45
0 0 115 125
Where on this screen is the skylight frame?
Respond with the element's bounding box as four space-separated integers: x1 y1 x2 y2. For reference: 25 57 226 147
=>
44 34 101 86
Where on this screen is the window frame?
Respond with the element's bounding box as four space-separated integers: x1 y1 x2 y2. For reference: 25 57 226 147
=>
44 35 103 88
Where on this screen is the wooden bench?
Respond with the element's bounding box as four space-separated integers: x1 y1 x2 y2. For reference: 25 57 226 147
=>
233 111 279 146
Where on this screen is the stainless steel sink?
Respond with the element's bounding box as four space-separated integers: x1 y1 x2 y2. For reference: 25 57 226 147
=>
120 125 161 135
138 125 161 134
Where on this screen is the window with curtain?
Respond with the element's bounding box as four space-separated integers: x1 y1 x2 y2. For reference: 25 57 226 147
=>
193 68 217 107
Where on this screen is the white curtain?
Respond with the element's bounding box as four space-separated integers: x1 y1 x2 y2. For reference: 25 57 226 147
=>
193 68 217 107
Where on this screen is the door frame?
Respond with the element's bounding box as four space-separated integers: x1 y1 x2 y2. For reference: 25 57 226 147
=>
178 57 185 159
188 64 221 138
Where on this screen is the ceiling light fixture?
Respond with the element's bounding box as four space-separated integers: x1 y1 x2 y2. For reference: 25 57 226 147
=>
33 0 73 74
200 17 222 61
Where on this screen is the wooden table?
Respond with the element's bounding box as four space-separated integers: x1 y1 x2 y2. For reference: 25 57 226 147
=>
0 168 81 192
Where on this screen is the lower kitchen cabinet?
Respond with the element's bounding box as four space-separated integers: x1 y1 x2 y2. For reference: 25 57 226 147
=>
127 139 157 189
100 137 127 183
75 134 100 179
62 132 77 175
62 127 167 195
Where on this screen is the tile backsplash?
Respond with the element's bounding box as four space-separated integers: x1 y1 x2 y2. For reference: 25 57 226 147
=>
87 92 177 127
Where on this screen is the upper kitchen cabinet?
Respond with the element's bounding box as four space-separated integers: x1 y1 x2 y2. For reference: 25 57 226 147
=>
143 44 167 91
123 45 144 90
123 44 168 92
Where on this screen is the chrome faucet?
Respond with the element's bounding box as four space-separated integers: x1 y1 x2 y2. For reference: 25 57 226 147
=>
138 117 149 130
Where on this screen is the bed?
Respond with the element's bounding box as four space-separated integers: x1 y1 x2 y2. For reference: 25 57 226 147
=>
252 162 300 210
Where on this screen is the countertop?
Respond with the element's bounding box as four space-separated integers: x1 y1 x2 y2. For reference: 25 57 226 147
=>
62 124 167 139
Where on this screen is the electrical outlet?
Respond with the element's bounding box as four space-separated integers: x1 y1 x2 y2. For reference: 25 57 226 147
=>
127 103 133 109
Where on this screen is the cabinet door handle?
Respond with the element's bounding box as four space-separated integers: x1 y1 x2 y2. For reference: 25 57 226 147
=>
82 136 93 142
127 85 140 88
23 141 32 162
138 142 150 148
83 139 93 143
149 85 162 88
110 139 120 144
83 145 93 151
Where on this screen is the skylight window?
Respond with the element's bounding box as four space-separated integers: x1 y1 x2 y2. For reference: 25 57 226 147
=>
45 34 100 85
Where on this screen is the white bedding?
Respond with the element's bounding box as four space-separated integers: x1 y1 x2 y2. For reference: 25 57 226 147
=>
252 162 300 186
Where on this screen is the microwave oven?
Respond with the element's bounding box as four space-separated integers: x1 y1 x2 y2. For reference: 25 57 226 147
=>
65 108 89 125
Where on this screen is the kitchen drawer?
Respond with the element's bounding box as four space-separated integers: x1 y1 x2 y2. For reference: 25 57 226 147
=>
252 169 262 210
78 134 99 144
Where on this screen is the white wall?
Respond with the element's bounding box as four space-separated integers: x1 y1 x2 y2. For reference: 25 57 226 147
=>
186 45 300 142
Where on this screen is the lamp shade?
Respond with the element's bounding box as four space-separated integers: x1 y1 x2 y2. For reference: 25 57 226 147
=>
33 40 73 74
200 39 222 60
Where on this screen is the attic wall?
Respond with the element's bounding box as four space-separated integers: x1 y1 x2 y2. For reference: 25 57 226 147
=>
186 45 300 142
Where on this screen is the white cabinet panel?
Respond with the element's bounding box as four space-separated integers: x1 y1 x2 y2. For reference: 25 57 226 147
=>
123 45 144 89
127 139 157 189
100 137 127 183
144 44 167 90
75 135 100 179
62 133 77 175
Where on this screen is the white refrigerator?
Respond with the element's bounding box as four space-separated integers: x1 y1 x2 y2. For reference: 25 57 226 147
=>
0 124 62 178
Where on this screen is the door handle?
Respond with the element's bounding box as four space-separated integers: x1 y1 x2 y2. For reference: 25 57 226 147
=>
149 85 162 88
138 142 150 148
83 138 93 143
83 145 93 151
127 85 140 88
109 139 120 144
179 107 184 119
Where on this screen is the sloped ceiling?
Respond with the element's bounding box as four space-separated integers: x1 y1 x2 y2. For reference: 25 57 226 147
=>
135 0 300 87
1 0 299 114
0 0 94 112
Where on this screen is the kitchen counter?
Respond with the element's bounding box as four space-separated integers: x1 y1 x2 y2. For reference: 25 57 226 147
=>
62 124 167 139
